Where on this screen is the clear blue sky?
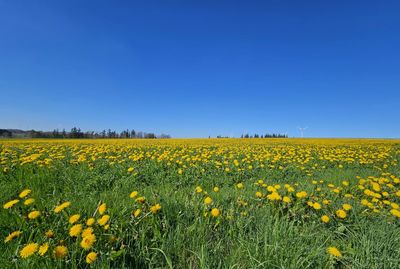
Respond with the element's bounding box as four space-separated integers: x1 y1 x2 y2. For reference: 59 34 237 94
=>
1 1 399 138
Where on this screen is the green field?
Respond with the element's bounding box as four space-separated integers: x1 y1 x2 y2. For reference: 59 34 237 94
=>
1 139 400 268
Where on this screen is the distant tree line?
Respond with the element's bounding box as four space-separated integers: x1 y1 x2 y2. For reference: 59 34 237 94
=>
212 133 289 138
0 128 171 139
0 129 12 138
240 133 288 138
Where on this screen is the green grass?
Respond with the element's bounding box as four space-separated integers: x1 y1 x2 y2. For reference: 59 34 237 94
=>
1 144 400 268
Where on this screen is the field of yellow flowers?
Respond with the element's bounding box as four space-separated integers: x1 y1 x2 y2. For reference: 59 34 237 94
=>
1 138 400 268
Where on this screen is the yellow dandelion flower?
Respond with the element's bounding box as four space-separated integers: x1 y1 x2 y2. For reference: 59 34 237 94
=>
391 203 399 210
82 227 94 238
97 215 110 226
236 183 244 189
327 246 342 258
313 202 322 210
28 210 41 220
211 208 220 217
296 191 307 199
54 245 68 259
287 187 295 192
150 203 162 214
283 196 291 203
390 209 400 218
267 192 282 201
195 186 203 193
336 209 347 219
127 167 134 172
20 243 38 258
19 189 31 198
98 203 106 215
4 230 22 243
69 214 80 224
130 191 138 198
24 198 35 206
255 191 263 198
213 187 219 192
38 243 49 256
342 204 352 211
81 234 96 250
135 197 146 203
204 197 213 205
45 230 54 238
133 209 142 217
69 224 82 237
321 215 330 223
54 201 71 213
3 199 19 209
86 218 95 226
86 252 97 264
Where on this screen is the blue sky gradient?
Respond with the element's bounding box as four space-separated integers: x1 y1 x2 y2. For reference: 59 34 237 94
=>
1 1 399 138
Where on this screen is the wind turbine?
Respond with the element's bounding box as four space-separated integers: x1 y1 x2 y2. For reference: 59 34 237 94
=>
298 127 308 138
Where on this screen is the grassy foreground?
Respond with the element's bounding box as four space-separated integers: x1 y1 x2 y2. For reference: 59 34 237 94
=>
1 138 400 268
